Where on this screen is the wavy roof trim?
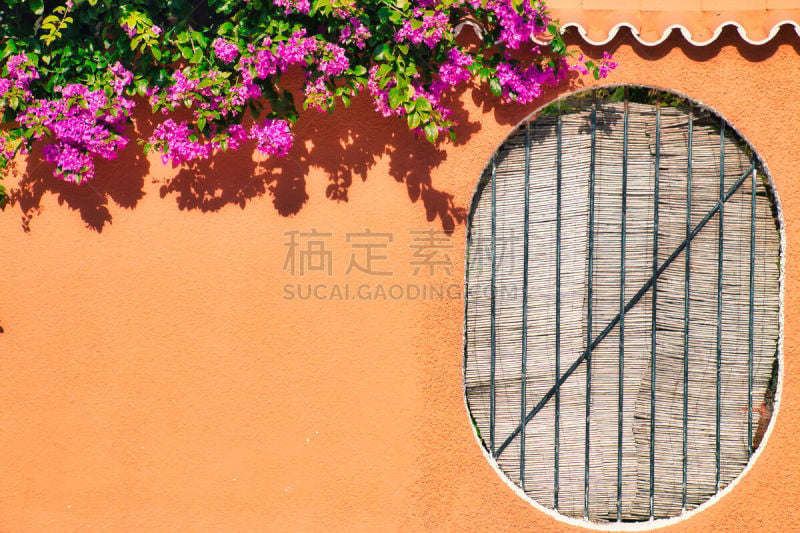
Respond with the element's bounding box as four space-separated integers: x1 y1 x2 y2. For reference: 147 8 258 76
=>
540 9 800 46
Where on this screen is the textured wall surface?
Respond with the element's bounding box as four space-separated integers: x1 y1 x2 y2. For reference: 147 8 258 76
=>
0 27 798 531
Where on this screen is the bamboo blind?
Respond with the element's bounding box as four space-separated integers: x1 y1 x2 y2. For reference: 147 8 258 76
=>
464 92 781 523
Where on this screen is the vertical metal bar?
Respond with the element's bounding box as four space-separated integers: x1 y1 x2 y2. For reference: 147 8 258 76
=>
585 97 597 520
555 100 562 510
617 88 629 522
748 162 756 456
716 119 725 493
521 122 531 486
683 103 693 510
650 96 661 519
490 155 497 457
494 164 754 461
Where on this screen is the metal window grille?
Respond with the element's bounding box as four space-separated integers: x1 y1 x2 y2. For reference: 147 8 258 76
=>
464 87 781 523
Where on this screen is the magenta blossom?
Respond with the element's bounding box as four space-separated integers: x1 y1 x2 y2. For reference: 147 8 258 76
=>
273 0 310 15
213 38 240 64
250 119 293 158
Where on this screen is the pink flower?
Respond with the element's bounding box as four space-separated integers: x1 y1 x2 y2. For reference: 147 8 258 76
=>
6 53 39 91
110 62 133 95
273 0 310 15
438 48 473 87
484 0 550 50
213 38 240 64
121 22 136 38
395 9 449 49
303 77 332 112
249 119 293 157
274 31 317 71
150 119 211 166
339 17 370 50
598 52 619 78
43 142 95 183
317 43 349 77
17 80 133 184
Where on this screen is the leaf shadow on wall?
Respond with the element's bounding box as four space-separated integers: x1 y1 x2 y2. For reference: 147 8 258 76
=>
5 53 606 234
155 76 592 234
9 134 148 233
157 92 481 233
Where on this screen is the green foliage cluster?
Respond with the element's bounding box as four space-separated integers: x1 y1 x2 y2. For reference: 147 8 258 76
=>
0 0 615 204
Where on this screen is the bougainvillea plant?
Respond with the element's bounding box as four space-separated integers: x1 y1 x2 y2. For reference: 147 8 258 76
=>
0 0 616 205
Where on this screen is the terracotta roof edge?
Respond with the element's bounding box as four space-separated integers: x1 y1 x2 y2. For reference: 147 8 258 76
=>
530 19 800 47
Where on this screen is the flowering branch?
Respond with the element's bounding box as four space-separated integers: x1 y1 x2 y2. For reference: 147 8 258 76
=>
0 0 617 203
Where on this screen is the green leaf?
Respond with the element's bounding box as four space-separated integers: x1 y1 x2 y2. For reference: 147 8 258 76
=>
489 77 502 96
388 87 402 109
197 116 206 131
1 40 18 61
372 43 391 61
423 123 438 144
30 0 44 15
415 97 431 112
134 78 148 96
407 112 420 129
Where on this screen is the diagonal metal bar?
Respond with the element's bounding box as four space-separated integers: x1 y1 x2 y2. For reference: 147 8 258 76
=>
493 164 755 459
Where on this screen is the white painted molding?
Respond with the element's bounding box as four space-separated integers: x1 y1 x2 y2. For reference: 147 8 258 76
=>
530 20 800 47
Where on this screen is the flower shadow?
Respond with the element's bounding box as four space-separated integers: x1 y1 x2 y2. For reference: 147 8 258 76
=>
155 90 481 233
8 134 148 233
4 57 606 234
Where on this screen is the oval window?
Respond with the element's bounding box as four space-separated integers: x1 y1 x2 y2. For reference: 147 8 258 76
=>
464 87 781 524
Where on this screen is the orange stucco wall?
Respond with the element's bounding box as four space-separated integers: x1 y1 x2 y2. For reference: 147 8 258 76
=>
1 27 799 531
